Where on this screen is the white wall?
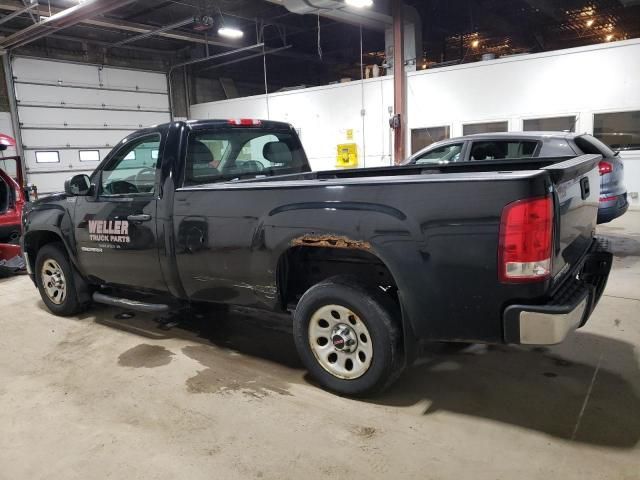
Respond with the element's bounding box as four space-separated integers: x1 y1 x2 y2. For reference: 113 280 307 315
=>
191 78 395 171
190 38 640 205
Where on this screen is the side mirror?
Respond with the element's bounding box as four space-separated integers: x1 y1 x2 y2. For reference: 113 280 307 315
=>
64 174 92 196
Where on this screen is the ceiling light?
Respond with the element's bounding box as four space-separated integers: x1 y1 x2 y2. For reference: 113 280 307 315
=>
471 39 479 48
218 27 243 39
586 19 594 27
345 0 374 8
606 34 614 41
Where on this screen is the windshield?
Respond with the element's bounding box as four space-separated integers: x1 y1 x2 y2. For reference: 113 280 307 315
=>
184 128 309 186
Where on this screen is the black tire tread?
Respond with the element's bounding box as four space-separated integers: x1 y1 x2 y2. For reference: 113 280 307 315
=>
293 275 404 397
35 242 90 317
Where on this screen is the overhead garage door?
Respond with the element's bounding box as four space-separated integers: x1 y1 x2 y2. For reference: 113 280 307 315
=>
12 57 171 194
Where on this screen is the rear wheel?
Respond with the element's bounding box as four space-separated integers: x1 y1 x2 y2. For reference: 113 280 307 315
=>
35 243 89 316
293 277 403 396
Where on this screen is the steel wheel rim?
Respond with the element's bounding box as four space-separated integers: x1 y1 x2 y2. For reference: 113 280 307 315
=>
308 304 373 380
41 259 67 305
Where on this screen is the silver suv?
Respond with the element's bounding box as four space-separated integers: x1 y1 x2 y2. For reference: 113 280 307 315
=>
405 132 628 224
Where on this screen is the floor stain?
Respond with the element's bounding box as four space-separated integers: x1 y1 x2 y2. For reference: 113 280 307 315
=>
352 426 377 439
553 358 573 367
182 345 292 398
118 344 174 368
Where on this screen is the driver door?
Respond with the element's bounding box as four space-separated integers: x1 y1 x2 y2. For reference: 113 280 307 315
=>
74 131 166 291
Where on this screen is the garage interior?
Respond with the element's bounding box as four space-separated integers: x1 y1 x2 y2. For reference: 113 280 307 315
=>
0 0 639 478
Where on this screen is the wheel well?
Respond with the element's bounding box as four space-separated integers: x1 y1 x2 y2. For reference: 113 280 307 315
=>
278 246 399 310
23 231 65 271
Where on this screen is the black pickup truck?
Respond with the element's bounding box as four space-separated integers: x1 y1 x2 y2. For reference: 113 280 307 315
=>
22 119 612 396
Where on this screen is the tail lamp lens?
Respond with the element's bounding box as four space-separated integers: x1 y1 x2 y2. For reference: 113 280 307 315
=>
498 196 553 283
598 161 613 176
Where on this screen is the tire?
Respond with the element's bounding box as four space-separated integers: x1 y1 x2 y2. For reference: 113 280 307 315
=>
35 243 89 316
293 276 403 397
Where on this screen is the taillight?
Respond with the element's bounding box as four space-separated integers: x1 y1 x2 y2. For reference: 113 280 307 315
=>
228 118 262 126
498 196 553 283
598 161 613 176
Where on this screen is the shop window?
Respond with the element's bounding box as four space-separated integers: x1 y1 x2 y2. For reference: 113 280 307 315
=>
462 121 508 136
35 151 60 163
523 116 576 132
79 150 100 162
411 126 450 153
594 111 640 150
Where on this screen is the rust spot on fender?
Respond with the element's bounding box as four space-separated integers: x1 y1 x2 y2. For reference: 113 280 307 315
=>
291 234 371 251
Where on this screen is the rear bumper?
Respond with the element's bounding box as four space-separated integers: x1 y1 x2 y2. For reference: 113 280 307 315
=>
597 192 628 224
503 238 612 345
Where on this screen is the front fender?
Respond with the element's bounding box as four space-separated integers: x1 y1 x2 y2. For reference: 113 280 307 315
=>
22 200 79 272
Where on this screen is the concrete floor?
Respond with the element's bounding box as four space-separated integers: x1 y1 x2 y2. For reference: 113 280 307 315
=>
1 212 639 480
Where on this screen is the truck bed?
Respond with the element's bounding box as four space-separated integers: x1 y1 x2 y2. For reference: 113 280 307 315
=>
176 154 601 343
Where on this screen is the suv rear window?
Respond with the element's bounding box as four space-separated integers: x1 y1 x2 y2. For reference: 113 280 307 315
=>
574 135 616 158
413 143 463 164
470 140 537 160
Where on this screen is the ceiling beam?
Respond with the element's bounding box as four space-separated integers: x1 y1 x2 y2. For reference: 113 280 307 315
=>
110 16 194 48
0 0 36 27
0 1 240 48
0 0 136 49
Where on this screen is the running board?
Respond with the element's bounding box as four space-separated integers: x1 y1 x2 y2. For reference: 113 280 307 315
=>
92 292 170 313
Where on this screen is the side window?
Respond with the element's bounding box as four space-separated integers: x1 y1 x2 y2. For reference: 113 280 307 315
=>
470 141 537 160
414 143 463 164
100 134 161 196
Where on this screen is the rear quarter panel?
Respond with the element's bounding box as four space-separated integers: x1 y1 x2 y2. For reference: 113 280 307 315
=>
174 171 552 343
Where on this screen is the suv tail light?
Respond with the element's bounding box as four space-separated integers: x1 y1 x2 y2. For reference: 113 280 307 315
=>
598 161 613 176
498 196 553 283
228 118 262 126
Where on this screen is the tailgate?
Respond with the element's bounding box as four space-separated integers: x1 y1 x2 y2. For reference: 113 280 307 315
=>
543 154 601 284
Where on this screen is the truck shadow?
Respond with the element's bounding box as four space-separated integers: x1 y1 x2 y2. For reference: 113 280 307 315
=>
95 305 302 370
93 305 640 449
372 332 640 449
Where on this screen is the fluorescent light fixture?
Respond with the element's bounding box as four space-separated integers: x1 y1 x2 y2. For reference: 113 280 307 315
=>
345 0 373 7
218 27 243 39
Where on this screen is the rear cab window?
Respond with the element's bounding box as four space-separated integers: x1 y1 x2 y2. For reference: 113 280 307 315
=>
184 126 309 186
469 140 538 160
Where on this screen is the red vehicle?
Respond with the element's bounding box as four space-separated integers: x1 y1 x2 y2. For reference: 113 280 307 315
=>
1 138 28 273
0 157 25 244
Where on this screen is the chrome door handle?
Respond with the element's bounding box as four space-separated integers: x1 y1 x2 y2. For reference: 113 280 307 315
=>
127 214 152 222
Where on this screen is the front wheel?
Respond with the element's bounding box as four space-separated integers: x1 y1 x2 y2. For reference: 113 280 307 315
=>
293 277 403 397
35 243 89 316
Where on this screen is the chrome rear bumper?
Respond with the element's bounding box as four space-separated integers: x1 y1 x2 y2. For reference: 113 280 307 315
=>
503 238 612 345
518 297 588 345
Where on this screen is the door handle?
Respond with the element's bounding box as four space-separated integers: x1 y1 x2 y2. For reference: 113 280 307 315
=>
127 214 152 222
